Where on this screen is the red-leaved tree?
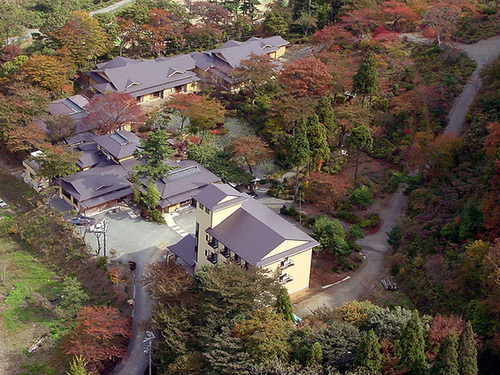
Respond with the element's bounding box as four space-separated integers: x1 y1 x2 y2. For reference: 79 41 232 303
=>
84 92 145 134
380 0 420 32
229 135 272 175
279 57 332 98
63 305 132 372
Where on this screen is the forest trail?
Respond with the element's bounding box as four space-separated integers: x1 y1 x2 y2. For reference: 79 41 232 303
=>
294 34 500 317
446 36 500 134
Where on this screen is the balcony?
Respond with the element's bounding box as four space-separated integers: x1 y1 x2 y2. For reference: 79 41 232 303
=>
278 274 293 285
207 253 217 264
279 259 295 270
220 247 231 258
208 239 218 250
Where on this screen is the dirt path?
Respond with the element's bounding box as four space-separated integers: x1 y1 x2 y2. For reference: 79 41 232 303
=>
294 34 500 317
446 36 500 134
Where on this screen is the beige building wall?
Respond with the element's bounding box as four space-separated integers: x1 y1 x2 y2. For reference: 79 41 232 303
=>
263 249 312 294
264 240 308 259
194 201 213 271
193 200 313 294
23 161 49 192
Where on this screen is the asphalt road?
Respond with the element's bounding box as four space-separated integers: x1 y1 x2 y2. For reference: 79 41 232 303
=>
82 208 195 375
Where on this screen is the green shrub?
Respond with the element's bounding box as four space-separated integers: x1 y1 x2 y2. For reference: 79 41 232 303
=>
331 211 360 224
311 216 349 257
360 213 380 229
148 209 165 224
349 186 373 207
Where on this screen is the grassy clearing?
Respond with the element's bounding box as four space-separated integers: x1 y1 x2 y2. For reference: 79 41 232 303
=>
0 236 64 374
0 168 36 211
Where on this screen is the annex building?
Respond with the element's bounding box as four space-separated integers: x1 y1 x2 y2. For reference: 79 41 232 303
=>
168 183 319 294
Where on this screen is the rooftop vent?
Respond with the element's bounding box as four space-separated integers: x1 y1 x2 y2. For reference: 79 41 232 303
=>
110 132 129 145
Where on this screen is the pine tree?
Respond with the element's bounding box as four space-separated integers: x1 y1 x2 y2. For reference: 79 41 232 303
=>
307 342 323 366
143 180 161 211
315 95 336 139
275 288 294 321
354 329 382 373
431 333 459 375
352 52 379 108
346 125 373 180
133 128 175 181
307 114 330 171
396 310 426 374
458 322 478 375
289 118 311 201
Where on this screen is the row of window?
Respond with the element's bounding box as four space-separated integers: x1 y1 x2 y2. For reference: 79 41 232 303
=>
198 201 211 214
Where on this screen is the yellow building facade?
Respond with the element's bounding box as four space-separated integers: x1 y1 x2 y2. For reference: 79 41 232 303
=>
192 184 318 294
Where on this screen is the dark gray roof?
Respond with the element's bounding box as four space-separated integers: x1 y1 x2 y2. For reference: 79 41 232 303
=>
65 132 97 146
199 184 318 266
168 234 196 266
77 150 102 169
193 183 247 210
155 160 220 207
48 94 89 117
59 161 133 208
191 36 290 71
90 54 200 98
94 130 140 160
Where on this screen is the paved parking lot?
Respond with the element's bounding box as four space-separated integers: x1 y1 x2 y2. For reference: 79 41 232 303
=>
82 207 196 261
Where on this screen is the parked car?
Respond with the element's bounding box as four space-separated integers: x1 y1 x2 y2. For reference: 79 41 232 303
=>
68 216 96 226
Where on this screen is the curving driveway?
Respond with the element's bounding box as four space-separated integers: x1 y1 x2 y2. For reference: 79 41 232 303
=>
294 34 500 317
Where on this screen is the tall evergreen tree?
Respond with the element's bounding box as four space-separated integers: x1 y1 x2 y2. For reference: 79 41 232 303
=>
396 310 426 374
354 329 382 373
289 118 311 200
315 95 336 140
458 322 478 375
133 128 175 181
307 113 330 171
431 333 459 375
352 52 379 108
346 125 373 180
307 342 323 366
275 288 294 322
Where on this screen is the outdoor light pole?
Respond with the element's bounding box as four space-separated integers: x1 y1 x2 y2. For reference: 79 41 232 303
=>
143 331 155 375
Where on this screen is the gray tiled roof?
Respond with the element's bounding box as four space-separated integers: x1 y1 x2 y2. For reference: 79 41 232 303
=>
193 183 247 210
94 130 140 160
168 234 196 266
48 94 89 116
90 54 200 97
197 184 318 265
59 160 132 206
155 160 220 207
190 36 289 83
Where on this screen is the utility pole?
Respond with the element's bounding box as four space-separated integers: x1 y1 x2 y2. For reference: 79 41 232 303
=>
144 331 155 375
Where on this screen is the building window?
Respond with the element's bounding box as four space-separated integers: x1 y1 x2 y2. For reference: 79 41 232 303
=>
199 202 211 214
279 257 295 270
279 273 294 285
